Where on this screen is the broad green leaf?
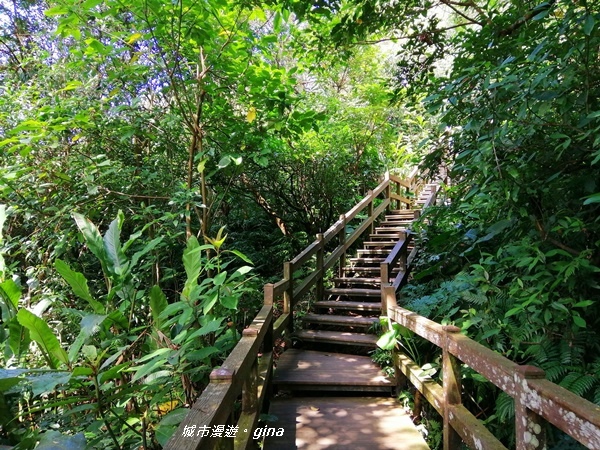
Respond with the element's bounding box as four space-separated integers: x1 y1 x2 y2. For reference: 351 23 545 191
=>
0 279 20 310
73 213 107 269
150 285 168 327
584 15 595 36
44 6 70 16
36 431 86 450
17 309 68 369
583 193 600 205
228 249 253 264
213 271 227 286
220 295 238 309
186 346 220 362
573 315 586 328
79 314 107 336
55 259 104 314
103 212 126 276
182 237 202 299
8 317 30 359
131 352 173 383
29 372 71 397
186 319 223 340
376 329 397 350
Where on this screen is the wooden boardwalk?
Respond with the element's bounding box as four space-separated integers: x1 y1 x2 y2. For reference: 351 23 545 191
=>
263 397 429 450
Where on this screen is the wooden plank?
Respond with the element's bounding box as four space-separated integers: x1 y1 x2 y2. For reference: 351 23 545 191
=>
293 330 378 347
396 352 444 415
449 404 507 450
324 288 380 297
273 313 290 341
272 349 393 387
315 300 381 312
301 313 378 327
263 397 429 450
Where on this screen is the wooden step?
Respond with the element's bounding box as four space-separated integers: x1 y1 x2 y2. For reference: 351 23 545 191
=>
357 249 390 256
325 288 380 297
369 233 403 239
293 330 378 347
363 241 398 248
333 277 381 284
314 300 381 312
271 350 394 391
263 397 429 449
302 313 378 328
348 257 386 264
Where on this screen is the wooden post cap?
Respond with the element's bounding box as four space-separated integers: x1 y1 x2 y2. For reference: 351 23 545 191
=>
242 327 259 337
516 365 545 379
210 368 234 383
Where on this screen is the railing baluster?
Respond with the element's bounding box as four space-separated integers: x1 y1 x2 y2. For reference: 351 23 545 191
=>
338 214 346 278
283 262 293 336
515 366 547 450
367 190 374 235
443 325 462 450
315 233 324 303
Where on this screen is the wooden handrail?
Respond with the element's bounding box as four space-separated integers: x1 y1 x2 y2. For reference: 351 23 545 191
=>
382 286 600 450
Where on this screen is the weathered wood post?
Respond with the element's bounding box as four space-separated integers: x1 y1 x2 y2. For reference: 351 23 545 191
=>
398 231 408 273
384 172 391 213
283 262 293 336
367 190 375 235
316 233 324 303
339 214 347 278
515 365 547 450
443 325 462 450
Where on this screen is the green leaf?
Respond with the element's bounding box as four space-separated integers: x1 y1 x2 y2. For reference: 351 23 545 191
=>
584 15 595 36
220 295 238 309
573 315 586 328
55 259 104 314
73 213 107 269
44 6 70 16
103 212 127 276
376 329 398 350
150 285 168 327
228 249 253 264
17 309 68 369
36 431 86 450
8 317 30 359
213 271 227 286
186 319 223 340
583 193 600 205
29 372 71 397
0 279 21 310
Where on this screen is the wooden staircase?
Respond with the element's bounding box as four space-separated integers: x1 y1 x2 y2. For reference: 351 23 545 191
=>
292 185 437 351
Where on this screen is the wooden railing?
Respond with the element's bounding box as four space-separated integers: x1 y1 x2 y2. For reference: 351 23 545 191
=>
381 286 600 450
165 171 420 450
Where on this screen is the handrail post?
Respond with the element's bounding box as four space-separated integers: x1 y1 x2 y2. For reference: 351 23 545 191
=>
367 190 374 235
515 365 547 450
399 231 407 273
263 284 274 350
395 179 402 210
316 233 324 303
384 172 391 213
339 214 347 278
380 262 389 296
442 325 462 450
283 262 293 336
